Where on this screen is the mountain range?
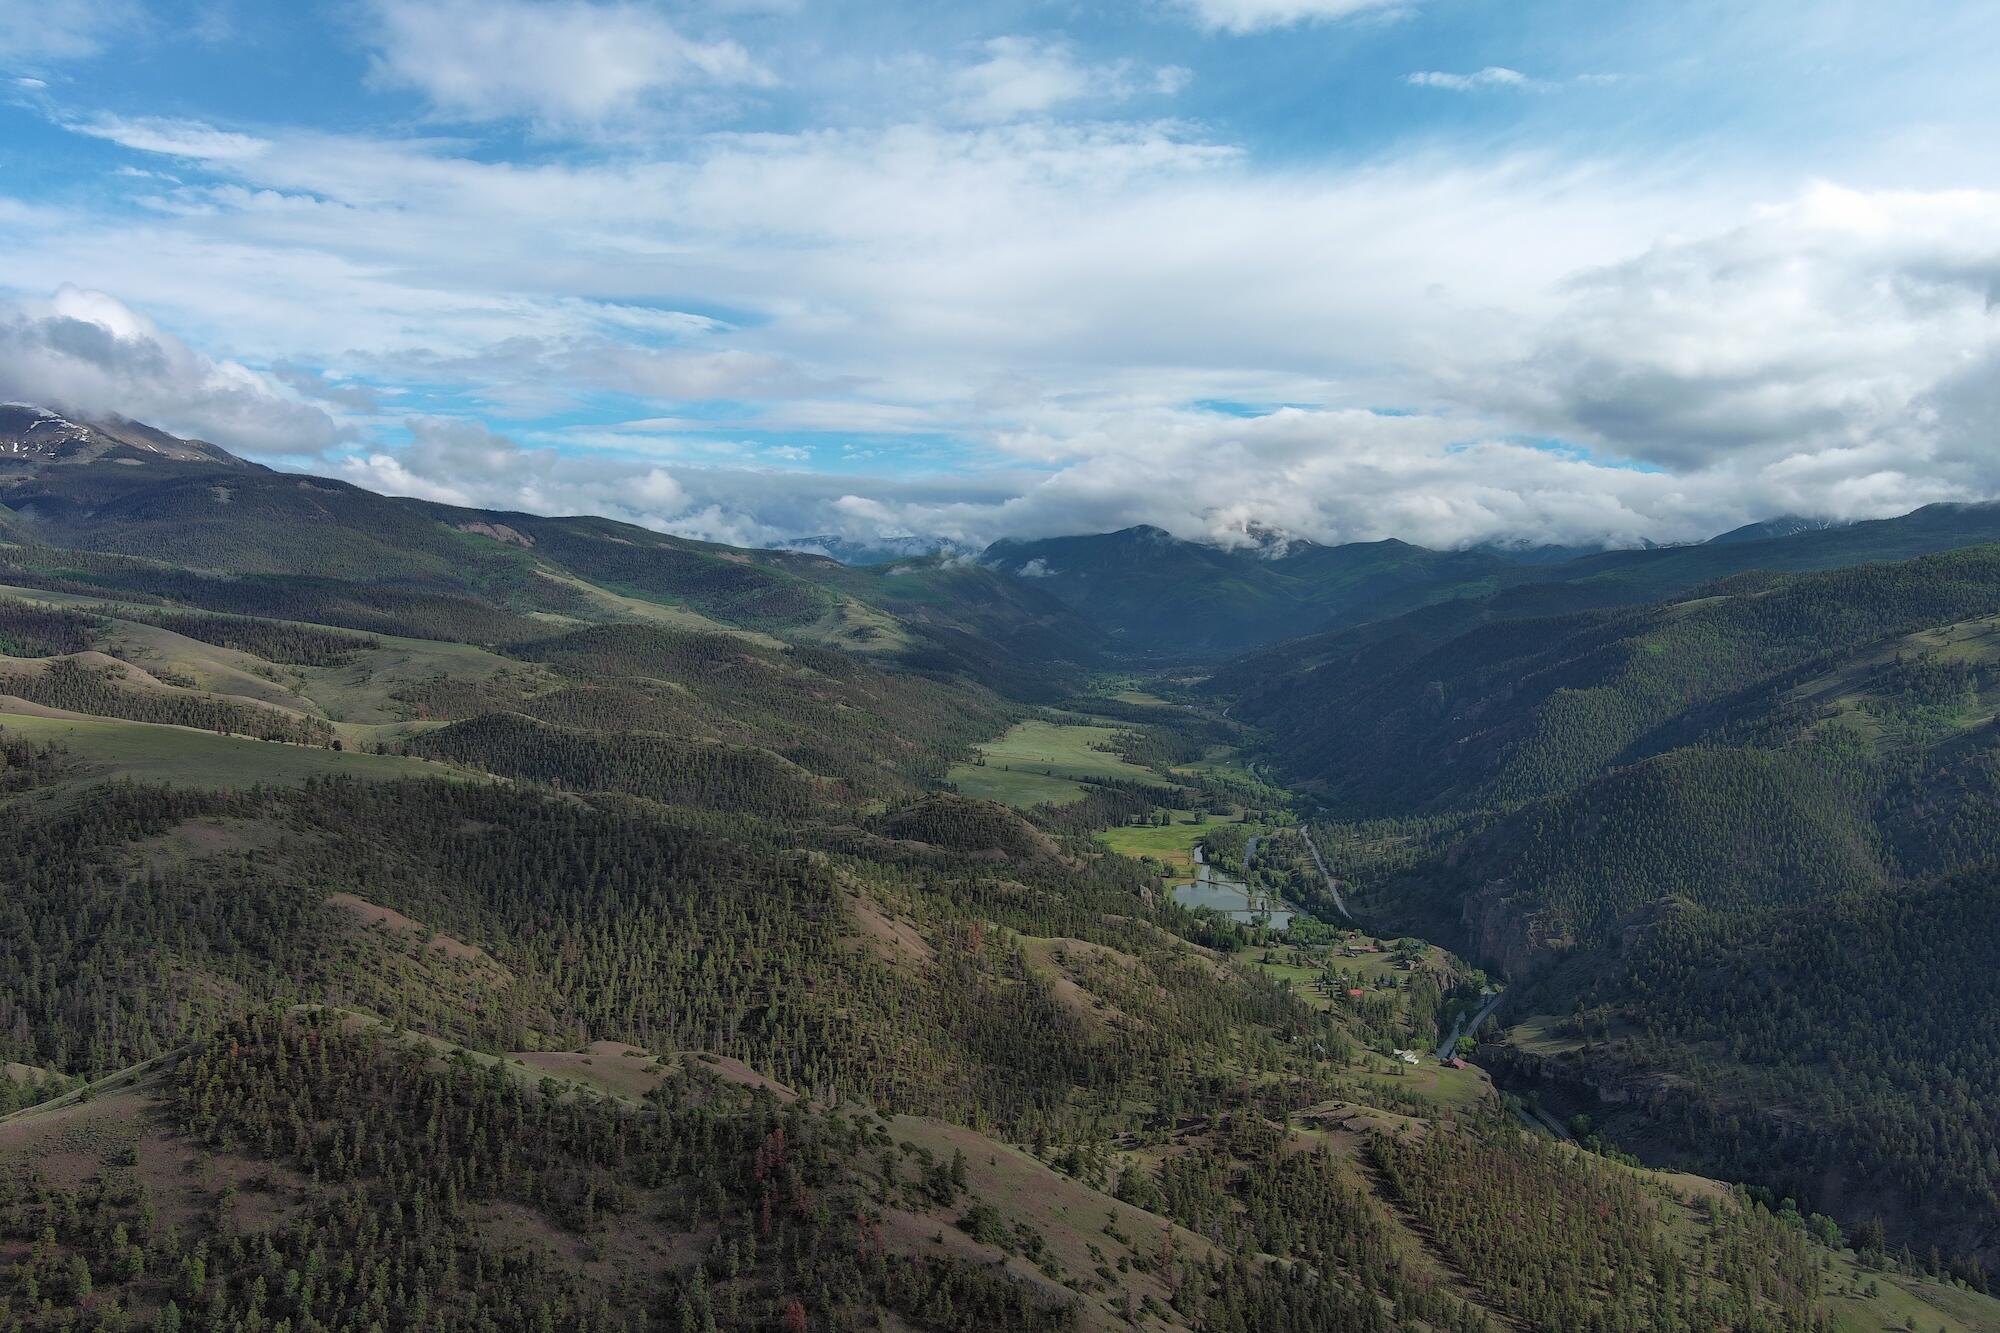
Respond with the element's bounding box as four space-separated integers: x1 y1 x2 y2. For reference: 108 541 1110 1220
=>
0 405 1995 1331
983 506 2000 657
774 533 981 565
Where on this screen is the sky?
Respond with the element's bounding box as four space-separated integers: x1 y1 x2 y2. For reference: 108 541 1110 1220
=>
2 1 1999 553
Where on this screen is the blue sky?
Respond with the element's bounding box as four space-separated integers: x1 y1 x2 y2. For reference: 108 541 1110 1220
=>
2 0 1999 550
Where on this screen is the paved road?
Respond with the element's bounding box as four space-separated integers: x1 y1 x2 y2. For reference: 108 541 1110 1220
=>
1296 826 1353 920
1515 1098 1574 1141
1436 987 1505 1060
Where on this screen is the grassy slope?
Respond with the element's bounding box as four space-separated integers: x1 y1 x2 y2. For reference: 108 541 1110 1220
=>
0 584 1004 808
1779 608 2000 755
0 458 1107 699
0 581 537 726
0 705 470 788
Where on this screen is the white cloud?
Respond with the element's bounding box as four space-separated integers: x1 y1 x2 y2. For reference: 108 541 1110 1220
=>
9 42 2000 554
331 417 1032 548
947 37 1182 123
369 337 837 407
0 0 135 60
1173 0 1412 35
445 165 2000 548
321 402 1751 553
365 0 770 126
1406 67 1538 92
339 416 697 523
69 115 271 162
0 286 341 453
1498 183 2000 483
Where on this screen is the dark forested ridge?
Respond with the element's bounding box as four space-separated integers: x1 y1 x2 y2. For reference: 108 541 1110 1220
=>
983 502 2000 659
1230 543 2000 812
981 527 1516 655
0 423 1995 1330
1219 539 2000 1281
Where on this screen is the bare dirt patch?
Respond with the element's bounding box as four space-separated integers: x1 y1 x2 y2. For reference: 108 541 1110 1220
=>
328 892 513 980
845 892 934 967
0 1061 306 1227
456 521 534 548
126 816 291 868
678 1052 799 1103
888 1114 1213 1331
1018 937 1156 1030
516 1042 670 1101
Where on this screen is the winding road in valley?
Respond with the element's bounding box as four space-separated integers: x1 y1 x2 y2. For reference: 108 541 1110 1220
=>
1296 826 1352 920
1436 987 1506 1060
1254 820 1508 1067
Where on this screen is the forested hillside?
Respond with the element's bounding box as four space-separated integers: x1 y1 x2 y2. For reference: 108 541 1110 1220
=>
0 428 1994 1330
0 614 1862 1329
1223 538 2000 1279
981 503 2000 659
981 527 1515 654
1231 544 2000 809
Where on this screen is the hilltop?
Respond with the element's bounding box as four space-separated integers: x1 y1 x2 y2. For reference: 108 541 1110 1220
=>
0 403 248 472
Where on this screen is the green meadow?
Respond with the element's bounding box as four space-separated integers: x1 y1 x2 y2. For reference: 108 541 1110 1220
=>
947 717 1174 807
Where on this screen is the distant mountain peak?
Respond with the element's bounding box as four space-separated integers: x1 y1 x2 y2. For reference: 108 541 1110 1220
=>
0 403 247 471
1707 513 1849 545
1237 521 1316 558
772 533 976 565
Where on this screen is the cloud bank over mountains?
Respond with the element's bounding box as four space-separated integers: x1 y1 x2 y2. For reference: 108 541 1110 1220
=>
0 287 342 453
2 0 1998 553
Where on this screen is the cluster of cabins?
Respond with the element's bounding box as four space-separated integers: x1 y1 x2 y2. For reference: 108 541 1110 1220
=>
1390 1047 1469 1070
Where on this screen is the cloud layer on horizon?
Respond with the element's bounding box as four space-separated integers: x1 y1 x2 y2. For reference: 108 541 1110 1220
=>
1 0 1998 555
